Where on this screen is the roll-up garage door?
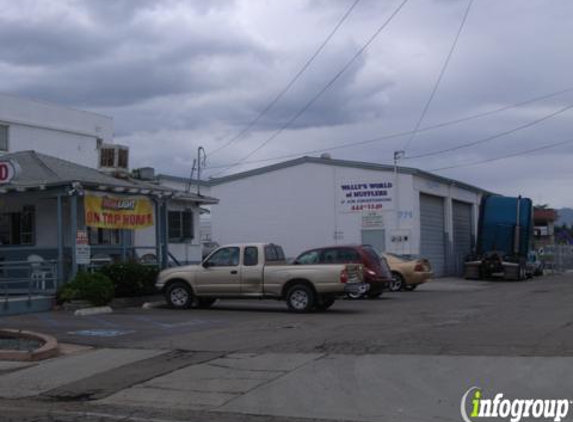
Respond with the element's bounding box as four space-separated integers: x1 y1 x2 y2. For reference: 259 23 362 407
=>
420 193 446 277
452 200 473 275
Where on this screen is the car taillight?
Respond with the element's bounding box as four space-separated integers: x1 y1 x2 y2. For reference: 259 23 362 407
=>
340 269 348 283
365 268 377 277
414 262 424 272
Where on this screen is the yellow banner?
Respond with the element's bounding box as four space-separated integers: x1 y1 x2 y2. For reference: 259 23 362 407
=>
85 193 153 230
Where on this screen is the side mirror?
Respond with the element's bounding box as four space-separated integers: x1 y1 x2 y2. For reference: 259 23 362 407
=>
202 261 211 268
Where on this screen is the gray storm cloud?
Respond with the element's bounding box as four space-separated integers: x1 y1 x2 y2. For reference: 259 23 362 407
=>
0 0 572 205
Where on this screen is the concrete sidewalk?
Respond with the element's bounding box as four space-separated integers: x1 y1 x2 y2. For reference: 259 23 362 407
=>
1 348 573 421
97 352 573 422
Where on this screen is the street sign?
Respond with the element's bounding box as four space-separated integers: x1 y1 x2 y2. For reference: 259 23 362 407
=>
76 230 90 264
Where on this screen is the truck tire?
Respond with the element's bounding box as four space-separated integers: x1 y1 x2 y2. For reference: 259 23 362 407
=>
166 282 194 309
316 298 335 311
286 284 315 313
196 298 217 309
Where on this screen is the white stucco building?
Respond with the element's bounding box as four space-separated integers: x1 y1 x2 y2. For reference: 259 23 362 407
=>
160 156 492 277
0 96 217 316
0 94 114 168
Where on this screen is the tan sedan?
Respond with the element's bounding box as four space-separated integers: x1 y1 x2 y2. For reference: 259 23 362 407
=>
382 253 433 291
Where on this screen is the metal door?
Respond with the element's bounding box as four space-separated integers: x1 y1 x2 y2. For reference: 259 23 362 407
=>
361 229 386 254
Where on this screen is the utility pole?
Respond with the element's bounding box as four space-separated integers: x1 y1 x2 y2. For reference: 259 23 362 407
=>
197 146 206 196
393 150 405 227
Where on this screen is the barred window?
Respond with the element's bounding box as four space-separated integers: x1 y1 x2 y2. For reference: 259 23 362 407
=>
0 125 8 151
0 206 34 245
168 210 194 242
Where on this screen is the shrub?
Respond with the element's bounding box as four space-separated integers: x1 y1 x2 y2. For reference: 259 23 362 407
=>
57 272 114 306
98 263 159 298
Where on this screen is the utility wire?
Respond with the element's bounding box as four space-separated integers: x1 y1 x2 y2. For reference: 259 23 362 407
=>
429 138 573 172
202 85 573 172
402 0 473 152
405 103 573 160
210 0 410 177
209 0 361 158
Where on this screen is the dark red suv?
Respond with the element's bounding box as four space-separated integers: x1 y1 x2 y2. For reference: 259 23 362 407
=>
293 245 392 298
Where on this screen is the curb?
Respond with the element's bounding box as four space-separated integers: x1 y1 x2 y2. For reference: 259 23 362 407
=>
142 301 164 309
0 329 59 361
74 306 113 316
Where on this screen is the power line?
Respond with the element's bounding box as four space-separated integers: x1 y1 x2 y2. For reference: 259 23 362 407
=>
429 138 573 172
202 85 573 172
209 0 361 158
402 0 473 152
210 0 411 177
404 103 573 160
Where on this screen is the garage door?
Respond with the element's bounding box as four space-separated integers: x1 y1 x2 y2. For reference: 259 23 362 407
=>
420 193 446 277
453 200 473 275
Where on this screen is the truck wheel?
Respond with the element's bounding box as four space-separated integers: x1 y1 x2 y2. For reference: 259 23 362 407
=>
286 284 315 313
196 298 217 309
316 298 335 311
389 272 403 292
166 282 193 309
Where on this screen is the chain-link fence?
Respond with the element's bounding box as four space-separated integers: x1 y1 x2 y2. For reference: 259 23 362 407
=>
539 244 573 273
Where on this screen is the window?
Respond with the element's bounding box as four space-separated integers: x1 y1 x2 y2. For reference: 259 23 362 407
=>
0 125 7 151
244 247 258 266
331 248 361 263
168 210 194 242
0 206 34 245
117 148 129 169
294 250 320 265
205 247 239 267
87 227 122 245
100 148 115 167
264 244 285 262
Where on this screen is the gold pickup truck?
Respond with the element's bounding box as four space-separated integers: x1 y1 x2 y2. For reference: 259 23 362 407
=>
156 243 367 312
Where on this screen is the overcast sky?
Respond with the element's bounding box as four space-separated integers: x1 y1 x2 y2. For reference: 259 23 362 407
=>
1 0 572 206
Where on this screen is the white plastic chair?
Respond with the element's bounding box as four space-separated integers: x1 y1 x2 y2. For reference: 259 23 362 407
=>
27 254 49 290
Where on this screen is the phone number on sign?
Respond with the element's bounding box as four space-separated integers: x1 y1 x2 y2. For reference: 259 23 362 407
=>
350 204 383 211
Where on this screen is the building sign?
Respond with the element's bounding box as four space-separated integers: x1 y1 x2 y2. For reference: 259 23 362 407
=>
339 181 394 213
362 211 384 228
0 160 18 184
84 193 153 230
76 230 91 265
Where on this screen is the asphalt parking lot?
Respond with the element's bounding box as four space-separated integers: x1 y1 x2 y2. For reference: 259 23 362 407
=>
2 274 573 422
2 274 573 356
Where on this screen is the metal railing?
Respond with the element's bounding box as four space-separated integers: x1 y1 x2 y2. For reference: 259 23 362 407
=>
0 260 59 307
539 244 573 274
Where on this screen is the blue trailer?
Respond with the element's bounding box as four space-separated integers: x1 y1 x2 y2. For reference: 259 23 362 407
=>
464 195 533 280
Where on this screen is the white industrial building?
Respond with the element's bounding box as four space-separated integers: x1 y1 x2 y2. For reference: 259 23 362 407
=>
160 156 492 277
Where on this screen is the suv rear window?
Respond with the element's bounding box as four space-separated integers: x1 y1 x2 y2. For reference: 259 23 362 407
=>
320 248 360 264
362 246 381 262
295 250 320 264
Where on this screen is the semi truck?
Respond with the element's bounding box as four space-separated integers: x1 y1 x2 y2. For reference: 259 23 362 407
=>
464 195 533 281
